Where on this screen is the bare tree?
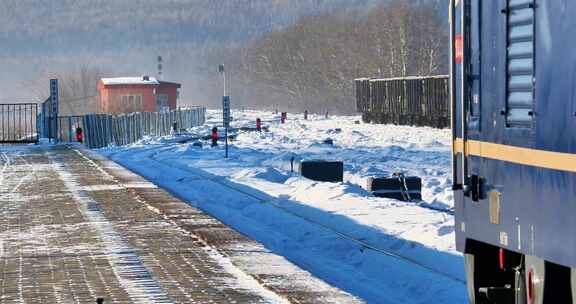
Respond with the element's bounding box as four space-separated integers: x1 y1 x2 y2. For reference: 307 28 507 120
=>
226 0 448 114
25 65 106 115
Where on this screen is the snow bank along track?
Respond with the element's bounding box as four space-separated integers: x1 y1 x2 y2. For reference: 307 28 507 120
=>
0 145 360 304
144 145 466 285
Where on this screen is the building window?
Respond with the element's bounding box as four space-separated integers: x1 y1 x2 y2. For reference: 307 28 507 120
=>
156 94 169 112
120 95 143 113
506 0 535 128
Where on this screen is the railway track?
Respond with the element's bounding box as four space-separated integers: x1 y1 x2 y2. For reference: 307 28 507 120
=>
81 145 364 303
142 144 466 285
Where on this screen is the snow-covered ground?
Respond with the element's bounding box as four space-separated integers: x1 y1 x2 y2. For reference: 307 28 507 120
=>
100 110 468 303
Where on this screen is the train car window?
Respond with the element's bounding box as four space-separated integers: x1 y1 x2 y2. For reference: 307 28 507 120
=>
506 0 535 128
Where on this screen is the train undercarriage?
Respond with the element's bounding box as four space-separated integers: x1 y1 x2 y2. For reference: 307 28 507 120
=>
465 239 575 304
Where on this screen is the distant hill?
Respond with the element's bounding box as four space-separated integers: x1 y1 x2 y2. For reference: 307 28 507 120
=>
0 0 399 55
0 0 388 100
0 0 448 107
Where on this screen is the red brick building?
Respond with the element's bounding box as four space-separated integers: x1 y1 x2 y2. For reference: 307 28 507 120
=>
97 76 181 114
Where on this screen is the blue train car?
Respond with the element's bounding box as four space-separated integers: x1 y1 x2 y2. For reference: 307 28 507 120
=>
451 0 576 303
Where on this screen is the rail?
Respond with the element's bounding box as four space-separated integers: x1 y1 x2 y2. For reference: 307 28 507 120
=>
147 146 466 285
0 103 39 144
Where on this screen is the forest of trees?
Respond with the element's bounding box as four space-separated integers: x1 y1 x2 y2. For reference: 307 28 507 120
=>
194 0 448 114
0 0 448 115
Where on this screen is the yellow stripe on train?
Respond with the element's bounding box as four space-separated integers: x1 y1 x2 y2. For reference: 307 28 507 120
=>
453 139 576 173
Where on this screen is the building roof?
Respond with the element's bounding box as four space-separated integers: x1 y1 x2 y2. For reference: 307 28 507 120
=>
354 75 449 82
101 76 160 85
158 81 181 87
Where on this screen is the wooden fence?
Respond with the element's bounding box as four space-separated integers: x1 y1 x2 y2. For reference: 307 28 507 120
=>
355 75 449 128
82 107 206 149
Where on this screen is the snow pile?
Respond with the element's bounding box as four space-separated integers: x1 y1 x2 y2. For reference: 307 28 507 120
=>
101 110 467 303
101 77 160 85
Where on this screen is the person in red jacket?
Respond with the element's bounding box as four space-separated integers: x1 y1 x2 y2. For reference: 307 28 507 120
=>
211 127 218 147
75 127 83 143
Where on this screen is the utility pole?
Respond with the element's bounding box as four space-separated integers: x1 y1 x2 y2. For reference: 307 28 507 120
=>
219 64 227 96
219 64 229 159
157 56 163 80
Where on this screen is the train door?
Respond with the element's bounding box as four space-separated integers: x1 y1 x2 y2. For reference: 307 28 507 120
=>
460 0 538 302
461 0 485 203
463 0 536 207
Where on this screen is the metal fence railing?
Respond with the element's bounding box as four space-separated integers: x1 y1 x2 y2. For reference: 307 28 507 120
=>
0 103 39 144
82 107 206 149
355 75 449 129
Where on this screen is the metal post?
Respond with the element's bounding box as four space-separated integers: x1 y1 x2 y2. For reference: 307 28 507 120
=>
459 0 468 189
1 105 4 141
68 116 72 142
50 79 59 143
220 64 229 159
157 55 163 80
35 104 39 143
449 0 461 190
220 64 227 97
10 105 13 141
222 96 230 159
18 104 22 140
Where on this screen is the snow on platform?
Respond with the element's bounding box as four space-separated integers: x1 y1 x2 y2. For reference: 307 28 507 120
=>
101 110 469 303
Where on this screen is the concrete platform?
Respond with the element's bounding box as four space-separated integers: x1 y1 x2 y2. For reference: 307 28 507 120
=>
0 145 361 304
